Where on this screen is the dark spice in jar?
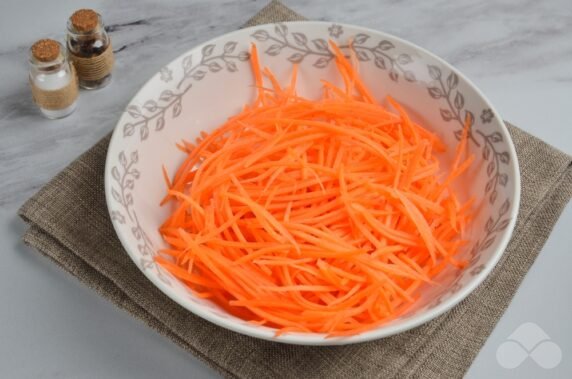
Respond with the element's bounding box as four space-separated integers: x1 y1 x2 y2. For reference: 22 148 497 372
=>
66 9 114 89
68 35 108 58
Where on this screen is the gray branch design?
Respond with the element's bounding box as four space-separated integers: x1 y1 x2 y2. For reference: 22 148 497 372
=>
477 130 510 204
251 24 417 82
427 67 480 146
110 150 171 284
426 65 510 201
425 65 512 274
468 198 512 268
121 41 250 142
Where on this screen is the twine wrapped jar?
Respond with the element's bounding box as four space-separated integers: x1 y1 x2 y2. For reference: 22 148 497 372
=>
29 39 78 119
66 9 114 90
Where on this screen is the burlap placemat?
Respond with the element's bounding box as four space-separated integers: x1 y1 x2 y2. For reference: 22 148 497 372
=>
19 1 572 378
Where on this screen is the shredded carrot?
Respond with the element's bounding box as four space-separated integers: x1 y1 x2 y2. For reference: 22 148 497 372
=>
156 41 473 337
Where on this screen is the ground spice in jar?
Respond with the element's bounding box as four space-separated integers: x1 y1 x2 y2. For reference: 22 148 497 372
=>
29 39 78 119
66 9 114 89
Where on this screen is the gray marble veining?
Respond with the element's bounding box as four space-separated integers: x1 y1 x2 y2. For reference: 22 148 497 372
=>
1 1 571 378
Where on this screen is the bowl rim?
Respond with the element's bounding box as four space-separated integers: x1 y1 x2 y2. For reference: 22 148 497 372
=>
104 20 521 345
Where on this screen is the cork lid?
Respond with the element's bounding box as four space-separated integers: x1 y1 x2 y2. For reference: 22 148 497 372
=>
70 9 100 32
31 39 61 62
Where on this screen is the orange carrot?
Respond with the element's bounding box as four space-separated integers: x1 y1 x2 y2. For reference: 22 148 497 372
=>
156 40 474 337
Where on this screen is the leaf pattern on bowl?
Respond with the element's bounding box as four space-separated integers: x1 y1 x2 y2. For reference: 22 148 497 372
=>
467 198 512 270
252 23 416 82
121 41 250 142
109 150 171 284
159 66 173 82
425 64 512 276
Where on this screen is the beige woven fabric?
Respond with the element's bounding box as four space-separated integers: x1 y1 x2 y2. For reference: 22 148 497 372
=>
19 1 572 378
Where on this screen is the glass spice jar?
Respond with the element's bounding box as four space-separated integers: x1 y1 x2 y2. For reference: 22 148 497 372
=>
66 9 114 89
29 39 78 119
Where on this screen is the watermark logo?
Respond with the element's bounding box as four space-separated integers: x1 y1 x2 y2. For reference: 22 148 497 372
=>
496 322 562 369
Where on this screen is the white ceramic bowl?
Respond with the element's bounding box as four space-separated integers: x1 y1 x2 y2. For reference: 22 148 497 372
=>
105 21 520 345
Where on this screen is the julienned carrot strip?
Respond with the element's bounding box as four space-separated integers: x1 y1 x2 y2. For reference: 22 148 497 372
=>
329 40 375 104
156 40 474 337
250 43 264 105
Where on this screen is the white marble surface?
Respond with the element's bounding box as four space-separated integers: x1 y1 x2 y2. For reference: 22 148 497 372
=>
1 0 571 377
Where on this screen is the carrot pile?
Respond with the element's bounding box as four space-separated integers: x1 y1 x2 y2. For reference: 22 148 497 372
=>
157 41 474 336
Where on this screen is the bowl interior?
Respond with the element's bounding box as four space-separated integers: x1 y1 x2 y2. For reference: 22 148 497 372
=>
105 21 519 345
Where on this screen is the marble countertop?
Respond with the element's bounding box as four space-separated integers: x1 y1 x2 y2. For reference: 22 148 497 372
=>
1 0 571 377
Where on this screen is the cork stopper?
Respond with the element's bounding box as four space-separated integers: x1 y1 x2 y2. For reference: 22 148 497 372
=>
70 9 99 32
31 39 61 62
